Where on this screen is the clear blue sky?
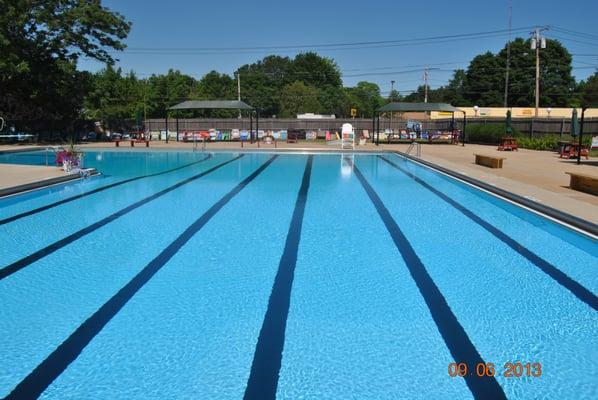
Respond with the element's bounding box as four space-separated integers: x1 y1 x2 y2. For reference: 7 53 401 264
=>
79 0 598 95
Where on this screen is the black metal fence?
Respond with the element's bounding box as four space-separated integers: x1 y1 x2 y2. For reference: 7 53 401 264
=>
2 117 596 144
145 117 598 136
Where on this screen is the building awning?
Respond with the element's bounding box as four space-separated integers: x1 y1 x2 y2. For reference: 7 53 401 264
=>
377 102 462 113
168 100 253 110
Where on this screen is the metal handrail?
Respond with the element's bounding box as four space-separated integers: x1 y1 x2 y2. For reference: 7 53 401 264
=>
44 146 64 166
405 141 421 158
0 117 4 131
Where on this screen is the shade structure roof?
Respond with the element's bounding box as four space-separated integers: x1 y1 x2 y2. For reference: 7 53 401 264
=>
168 100 253 110
377 102 462 113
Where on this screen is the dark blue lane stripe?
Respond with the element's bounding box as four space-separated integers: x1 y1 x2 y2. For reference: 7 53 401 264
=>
378 155 598 311
4 155 278 400
352 163 506 400
0 154 213 226
244 155 313 400
0 155 243 281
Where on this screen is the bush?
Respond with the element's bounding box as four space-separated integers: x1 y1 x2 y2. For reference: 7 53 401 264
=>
464 123 521 144
504 135 591 151
516 136 559 151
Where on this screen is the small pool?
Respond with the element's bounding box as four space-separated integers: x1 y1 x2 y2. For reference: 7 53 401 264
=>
0 150 596 399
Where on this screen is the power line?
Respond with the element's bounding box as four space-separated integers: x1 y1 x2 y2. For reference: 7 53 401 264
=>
548 34 598 48
122 27 534 52
551 26 598 41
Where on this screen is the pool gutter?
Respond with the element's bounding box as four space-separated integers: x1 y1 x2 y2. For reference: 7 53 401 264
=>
0 168 99 198
393 151 598 238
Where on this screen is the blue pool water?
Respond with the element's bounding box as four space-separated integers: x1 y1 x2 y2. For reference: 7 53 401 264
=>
0 150 596 399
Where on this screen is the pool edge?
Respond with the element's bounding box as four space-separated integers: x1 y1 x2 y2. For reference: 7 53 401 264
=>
392 151 598 238
0 169 99 199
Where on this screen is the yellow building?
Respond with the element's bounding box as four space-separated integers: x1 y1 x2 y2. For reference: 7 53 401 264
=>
430 107 598 119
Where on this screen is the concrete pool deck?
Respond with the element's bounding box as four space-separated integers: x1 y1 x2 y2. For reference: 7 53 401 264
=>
1 141 597 225
0 163 74 195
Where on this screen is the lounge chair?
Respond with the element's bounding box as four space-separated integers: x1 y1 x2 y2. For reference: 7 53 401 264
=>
359 130 370 145
287 130 300 143
259 134 277 148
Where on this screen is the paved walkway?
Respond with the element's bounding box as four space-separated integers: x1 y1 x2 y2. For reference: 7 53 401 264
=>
1 141 596 224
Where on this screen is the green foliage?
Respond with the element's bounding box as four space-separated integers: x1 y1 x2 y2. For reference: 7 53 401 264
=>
280 81 321 117
580 71 598 107
516 136 559 150
84 66 143 125
0 3 590 128
463 52 505 106
345 81 383 117
0 0 130 122
423 38 577 107
516 135 591 151
497 38 575 107
292 53 342 88
464 123 521 144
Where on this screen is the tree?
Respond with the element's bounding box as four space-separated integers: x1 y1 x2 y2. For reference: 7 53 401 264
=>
280 81 321 117
462 52 504 106
497 38 575 107
318 86 352 117
0 1 131 123
85 66 144 128
146 70 196 118
192 71 237 117
291 52 342 88
346 81 383 117
580 71 598 107
236 55 293 116
387 89 402 103
441 69 468 105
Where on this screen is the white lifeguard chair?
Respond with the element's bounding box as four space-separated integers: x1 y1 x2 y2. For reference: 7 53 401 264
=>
341 123 355 150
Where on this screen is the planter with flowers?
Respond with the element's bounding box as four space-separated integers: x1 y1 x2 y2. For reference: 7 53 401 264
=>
56 141 84 172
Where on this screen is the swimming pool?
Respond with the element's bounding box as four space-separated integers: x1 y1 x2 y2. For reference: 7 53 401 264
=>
0 150 596 399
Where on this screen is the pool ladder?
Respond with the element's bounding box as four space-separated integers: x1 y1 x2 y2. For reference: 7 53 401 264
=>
192 137 207 152
405 141 421 158
44 146 64 166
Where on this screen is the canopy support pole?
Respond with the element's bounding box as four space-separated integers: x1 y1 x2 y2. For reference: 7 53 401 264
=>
256 109 259 144
451 112 455 135
578 107 587 165
462 112 466 147
176 117 179 141
376 113 380 146
372 113 376 145
249 113 253 143
165 113 169 144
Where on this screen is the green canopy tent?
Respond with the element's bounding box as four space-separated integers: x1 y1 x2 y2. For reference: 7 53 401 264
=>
505 110 512 135
570 109 579 137
374 102 466 146
166 100 255 143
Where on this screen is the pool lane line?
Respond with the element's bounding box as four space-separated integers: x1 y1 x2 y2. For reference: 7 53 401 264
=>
377 155 598 312
4 155 279 400
352 162 507 400
244 155 313 400
0 154 213 226
0 154 243 282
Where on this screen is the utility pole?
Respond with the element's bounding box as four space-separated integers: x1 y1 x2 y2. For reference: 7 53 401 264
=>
503 1 512 107
423 66 429 103
236 72 241 119
390 80 395 132
531 27 547 117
